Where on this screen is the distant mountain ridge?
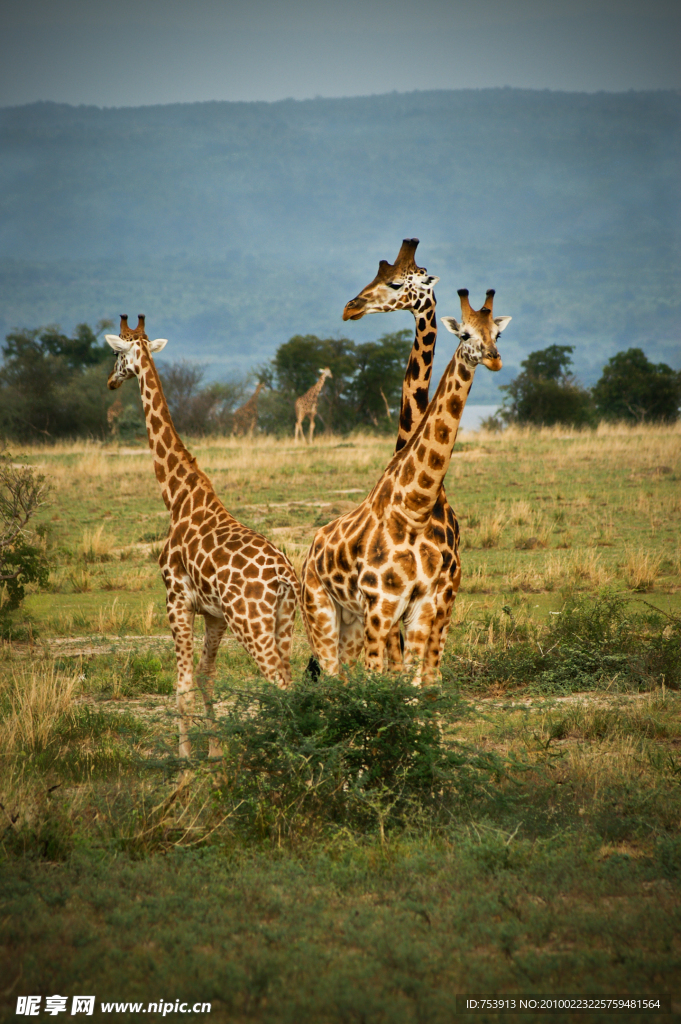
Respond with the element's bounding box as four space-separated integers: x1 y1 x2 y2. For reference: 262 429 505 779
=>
0 89 679 401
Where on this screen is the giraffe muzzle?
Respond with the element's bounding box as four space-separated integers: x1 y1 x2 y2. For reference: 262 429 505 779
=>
481 352 503 372
107 372 123 390
342 297 366 321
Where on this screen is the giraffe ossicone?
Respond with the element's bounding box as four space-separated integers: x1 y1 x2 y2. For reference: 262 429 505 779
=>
301 288 511 686
106 315 300 758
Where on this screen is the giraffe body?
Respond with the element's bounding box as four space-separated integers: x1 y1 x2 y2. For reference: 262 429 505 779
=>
232 381 265 437
303 290 511 684
106 316 300 757
294 368 332 443
342 239 458 670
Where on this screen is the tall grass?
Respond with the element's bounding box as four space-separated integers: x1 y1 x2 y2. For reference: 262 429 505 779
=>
0 660 78 758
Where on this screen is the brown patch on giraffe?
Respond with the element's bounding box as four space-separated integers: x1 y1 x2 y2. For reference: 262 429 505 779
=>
373 478 393 517
394 549 417 579
387 517 406 546
367 527 389 567
418 471 435 490
433 420 450 445
400 458 416 485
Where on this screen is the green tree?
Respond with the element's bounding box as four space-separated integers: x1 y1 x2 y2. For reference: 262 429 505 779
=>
350 331 412 430
259 330 413 436
500 344 596 427
159 361 246 436
0 448 50 630
593 348 681 424
0 320 125 441
261 334 358 435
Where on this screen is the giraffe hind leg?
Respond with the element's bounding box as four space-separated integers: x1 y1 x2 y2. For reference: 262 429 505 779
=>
274 581 297 686
196 612 227 757
165 587 196 758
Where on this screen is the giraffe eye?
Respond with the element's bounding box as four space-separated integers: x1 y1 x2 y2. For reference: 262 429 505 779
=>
387 282 402 290
461 332 470 341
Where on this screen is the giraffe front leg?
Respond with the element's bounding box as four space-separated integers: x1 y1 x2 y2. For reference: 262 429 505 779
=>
301 564 341 676
402 597 437 687
363 613 388 675
197 612 227 758
385 623 404 671
338 612 364 668
166 590 196 758
308 414 316 444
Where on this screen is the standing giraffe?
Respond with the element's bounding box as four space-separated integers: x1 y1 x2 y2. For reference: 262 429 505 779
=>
342 238 457 669
301 290 511 684
294 368 332 443
105 315 300 758
232 381 266 437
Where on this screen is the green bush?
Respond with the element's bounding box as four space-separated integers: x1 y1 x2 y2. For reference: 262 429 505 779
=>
212 672 506 842
593 347 681 424
444 592 680 694
499 344 596 427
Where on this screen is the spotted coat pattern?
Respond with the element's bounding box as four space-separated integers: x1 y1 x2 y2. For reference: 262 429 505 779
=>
106 316 300 757
342 239 457 670
303 290 510 685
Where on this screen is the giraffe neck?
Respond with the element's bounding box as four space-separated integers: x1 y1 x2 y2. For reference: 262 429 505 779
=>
385 347 476 526
394 292 437 453
136 346 209 513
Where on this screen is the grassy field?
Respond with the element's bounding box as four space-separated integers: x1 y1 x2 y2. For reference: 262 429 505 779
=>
1 423 680 1023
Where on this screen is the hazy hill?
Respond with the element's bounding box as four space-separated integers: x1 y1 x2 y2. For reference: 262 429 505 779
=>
1 89 679 401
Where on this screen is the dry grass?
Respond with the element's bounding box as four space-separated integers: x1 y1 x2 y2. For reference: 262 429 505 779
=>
0 660 78 757
621 547 663 592
81 525 117 562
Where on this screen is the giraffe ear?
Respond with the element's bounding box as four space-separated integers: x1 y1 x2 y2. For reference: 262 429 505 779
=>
494 316 512 333
149 338 169 353
105 335 133 353
440 317 462 336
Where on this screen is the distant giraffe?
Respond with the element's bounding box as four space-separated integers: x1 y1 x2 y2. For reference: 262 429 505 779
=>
106 315 300 758
294 368 332 443
107 395 123 439
232 381 266 437
302 289 511 683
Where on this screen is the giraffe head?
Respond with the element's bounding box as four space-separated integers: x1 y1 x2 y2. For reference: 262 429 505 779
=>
440 290 511 371
319 367 333 382
342 238 439 321
105 315 168 389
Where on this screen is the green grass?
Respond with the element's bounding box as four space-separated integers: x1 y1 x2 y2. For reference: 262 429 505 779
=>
1 423 680 1021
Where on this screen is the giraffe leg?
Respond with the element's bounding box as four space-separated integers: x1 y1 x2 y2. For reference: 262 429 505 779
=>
363 617 387 675
402 598 437 687
385 623 404 671
274 581 297 685
165 589 196 758
308 414 315 444
196 612 227 758
338 613 364 668
301 564 341 675
425 558 461 680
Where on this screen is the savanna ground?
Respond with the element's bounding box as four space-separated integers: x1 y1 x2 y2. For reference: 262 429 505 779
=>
1 423 680 1023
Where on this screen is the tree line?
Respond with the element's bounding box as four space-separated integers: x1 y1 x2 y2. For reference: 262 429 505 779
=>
493 344 681 429
0 323 678 444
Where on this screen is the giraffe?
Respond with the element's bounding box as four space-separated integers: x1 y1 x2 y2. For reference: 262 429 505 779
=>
301 289 511 684
232 381 266 437
342 238 456 669
294 368 333 443
105 315 300 758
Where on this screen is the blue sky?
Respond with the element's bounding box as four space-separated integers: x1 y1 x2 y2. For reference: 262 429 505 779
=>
1 0 680 107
